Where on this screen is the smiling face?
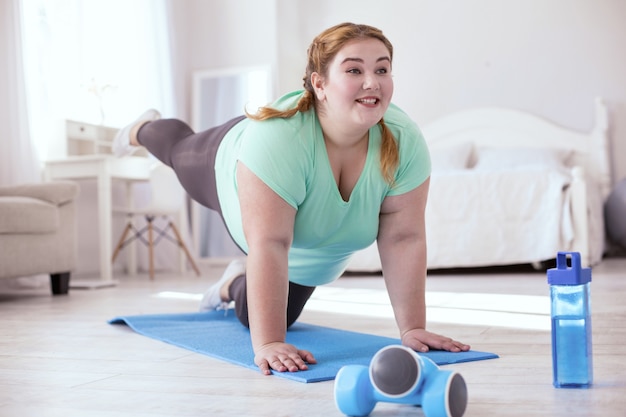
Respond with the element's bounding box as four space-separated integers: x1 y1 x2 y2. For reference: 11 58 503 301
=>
311 37 394 141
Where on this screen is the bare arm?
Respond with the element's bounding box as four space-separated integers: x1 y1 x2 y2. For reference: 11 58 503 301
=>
237 162 316 374
377 178 469 352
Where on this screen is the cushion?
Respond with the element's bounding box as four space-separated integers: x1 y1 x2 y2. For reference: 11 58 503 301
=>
0 196 59 234
0 181 79 205
429 142 474 172
473 147 573 172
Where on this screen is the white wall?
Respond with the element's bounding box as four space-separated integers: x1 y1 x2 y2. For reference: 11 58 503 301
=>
173 0 626 185
168 0 278 118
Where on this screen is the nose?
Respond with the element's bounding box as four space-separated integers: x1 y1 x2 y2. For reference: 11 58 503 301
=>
363 73 380 90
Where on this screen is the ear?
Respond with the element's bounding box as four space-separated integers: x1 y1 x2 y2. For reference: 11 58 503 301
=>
311 72 326 101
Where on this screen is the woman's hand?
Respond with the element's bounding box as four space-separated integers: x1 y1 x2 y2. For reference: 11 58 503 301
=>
401 328 470 353
254 342 317 375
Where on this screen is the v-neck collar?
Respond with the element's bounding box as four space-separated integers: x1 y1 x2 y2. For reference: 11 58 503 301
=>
315 118 374 205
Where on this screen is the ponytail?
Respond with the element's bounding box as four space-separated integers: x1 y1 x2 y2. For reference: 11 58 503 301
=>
378 118 399 185
246 90 315 121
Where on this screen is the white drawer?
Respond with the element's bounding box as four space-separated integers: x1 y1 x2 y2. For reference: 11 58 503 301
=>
66 120 99 141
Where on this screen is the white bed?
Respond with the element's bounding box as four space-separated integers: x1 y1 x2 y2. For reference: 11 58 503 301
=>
347 98 611 271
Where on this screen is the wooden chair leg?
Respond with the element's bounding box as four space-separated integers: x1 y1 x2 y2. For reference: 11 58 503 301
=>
169 221 201 276
112 223 133 263
147 219 155 280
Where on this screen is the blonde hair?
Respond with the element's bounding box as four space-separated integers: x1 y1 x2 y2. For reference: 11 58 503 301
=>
248 22 399 184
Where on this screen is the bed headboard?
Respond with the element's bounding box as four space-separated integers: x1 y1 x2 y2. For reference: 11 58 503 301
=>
421 98 611 199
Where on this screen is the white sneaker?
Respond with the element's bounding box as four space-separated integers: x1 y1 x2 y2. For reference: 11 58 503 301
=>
199 259 246 312
112 109 161 157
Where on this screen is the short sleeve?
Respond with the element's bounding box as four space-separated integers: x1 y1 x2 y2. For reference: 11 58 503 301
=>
385 107 432 196
236 117 312 209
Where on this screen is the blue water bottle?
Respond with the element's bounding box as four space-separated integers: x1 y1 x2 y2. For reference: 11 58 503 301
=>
547 251 593 388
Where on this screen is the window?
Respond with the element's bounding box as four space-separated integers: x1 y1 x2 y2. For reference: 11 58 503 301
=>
20 0 173 160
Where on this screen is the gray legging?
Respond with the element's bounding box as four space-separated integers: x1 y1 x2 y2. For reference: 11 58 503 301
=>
137 116 315 328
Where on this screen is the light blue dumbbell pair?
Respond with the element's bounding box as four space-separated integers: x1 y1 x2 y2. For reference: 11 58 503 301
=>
334 345 467 417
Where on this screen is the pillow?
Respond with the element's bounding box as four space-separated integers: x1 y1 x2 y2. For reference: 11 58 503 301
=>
429 142 474 172
473 147 573 171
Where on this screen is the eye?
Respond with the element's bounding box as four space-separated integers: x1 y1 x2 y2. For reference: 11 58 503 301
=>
376 67 389 75
346 68 362 74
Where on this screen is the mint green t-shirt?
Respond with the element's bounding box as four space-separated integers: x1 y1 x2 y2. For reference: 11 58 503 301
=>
215 90 431 286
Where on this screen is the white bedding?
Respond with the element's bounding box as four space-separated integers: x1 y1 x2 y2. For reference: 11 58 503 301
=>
347 166 576 271
426 167 572 268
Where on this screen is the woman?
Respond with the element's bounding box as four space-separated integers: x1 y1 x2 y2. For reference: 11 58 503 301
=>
113 22 470 375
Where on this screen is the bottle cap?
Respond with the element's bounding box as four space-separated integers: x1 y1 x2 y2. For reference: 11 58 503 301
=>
547 251 592 285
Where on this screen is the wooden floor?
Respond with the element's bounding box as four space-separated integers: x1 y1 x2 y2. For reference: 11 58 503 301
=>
1 257 625 417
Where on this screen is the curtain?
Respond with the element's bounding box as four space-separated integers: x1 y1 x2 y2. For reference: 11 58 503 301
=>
17 0 180 275
0 0 39 186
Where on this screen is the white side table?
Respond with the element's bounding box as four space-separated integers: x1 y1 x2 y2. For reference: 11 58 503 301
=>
44 155 152 287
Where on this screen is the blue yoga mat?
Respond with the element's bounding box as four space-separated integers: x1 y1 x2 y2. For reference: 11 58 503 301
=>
109 311 498 383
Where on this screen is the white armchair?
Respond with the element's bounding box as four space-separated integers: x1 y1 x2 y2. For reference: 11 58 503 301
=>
0 181 79 294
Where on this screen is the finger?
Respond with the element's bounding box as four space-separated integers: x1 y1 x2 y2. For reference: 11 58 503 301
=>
280 353 312 372
287 353 311 371
404 339 429 353
431 337 456 351
445 343 461 352
297 349 317 364
257 360 272 376
269 358 288 373
449 339 471 352
282 357 304 372
457 341 471 351
441 339 470 352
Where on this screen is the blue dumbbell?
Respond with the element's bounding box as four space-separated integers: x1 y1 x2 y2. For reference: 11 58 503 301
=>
334 345 467 417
